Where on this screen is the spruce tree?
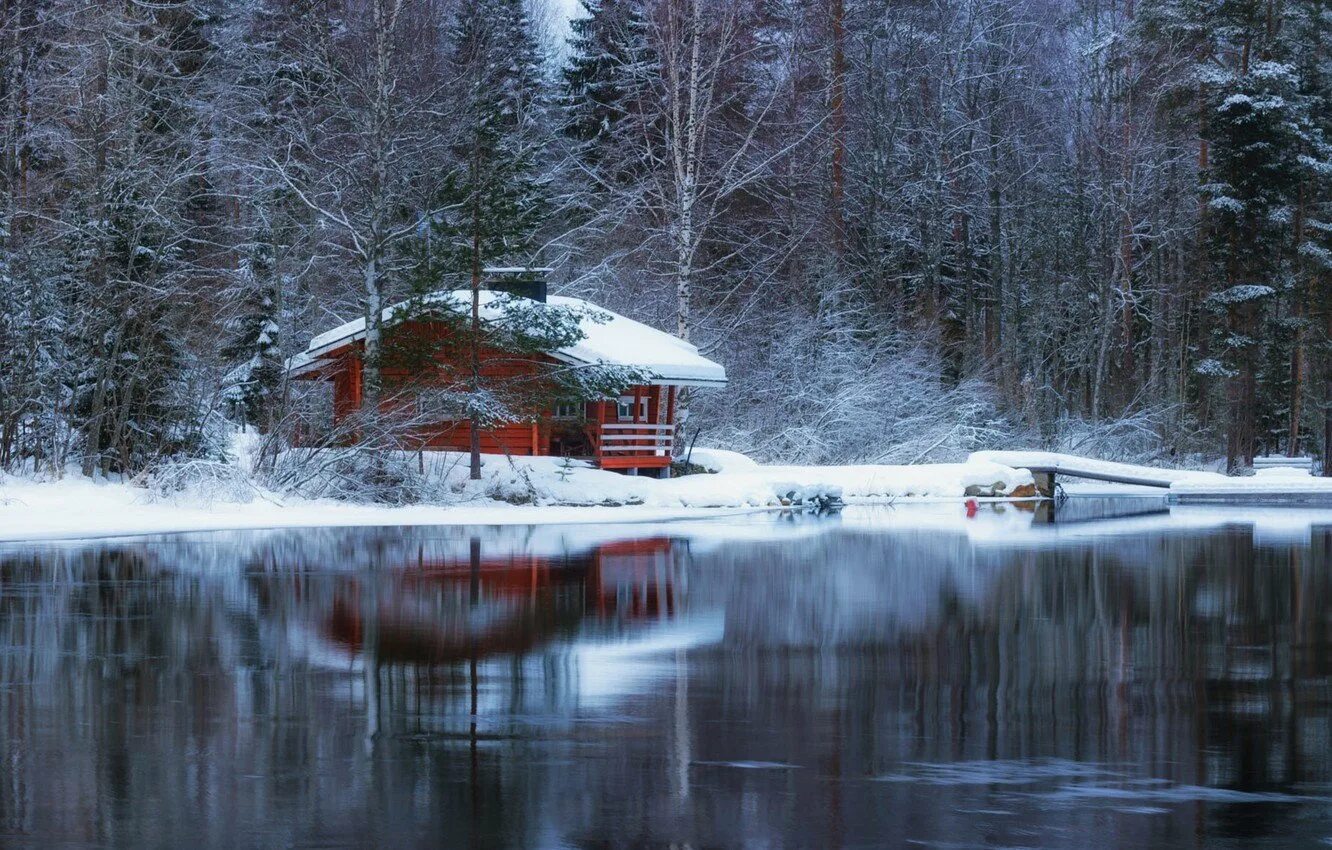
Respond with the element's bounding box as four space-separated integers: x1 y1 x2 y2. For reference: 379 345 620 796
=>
1286 0 1332 468
220 232 283 430
436 0 554 478
1137 0 1306 467
1202 48 1303 468
61 0 215 475
562 0 655 183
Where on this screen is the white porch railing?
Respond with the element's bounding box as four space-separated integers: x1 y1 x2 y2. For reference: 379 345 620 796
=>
597 422 674 455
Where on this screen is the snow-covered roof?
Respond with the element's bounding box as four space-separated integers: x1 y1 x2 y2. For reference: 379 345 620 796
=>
288 290 727 387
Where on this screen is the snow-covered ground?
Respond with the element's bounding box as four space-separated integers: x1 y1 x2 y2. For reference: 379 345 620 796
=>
1170 466 1332 494
7 445 1332 544
0 474 763 543
0 448 1035 543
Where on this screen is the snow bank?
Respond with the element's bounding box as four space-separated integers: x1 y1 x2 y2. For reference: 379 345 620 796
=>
0 448 1039 543
686 448 760 473
1170 465 1332 494
281 449 1035 509
473 451 1035 507
0 472 755 543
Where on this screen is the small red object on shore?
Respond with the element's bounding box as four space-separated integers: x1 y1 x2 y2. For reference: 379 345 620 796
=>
965 498 979 517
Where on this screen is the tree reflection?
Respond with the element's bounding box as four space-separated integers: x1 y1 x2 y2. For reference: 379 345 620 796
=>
0 517 1330 848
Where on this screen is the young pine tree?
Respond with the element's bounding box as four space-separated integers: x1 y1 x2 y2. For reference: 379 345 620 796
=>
220 233 283 430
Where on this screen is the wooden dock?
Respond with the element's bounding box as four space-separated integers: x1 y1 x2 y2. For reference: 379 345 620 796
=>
971 451 1182 496
972 451 1332 505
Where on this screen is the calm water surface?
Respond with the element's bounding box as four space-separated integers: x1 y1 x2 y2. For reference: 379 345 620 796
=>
3 498 1332 849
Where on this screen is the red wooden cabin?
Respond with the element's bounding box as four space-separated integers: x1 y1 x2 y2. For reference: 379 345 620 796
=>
286 279 726 477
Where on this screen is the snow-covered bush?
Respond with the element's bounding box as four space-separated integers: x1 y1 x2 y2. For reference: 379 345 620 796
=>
694 294 1020 465
140 459 256 506
265 447 467 505
1042 406 1209 467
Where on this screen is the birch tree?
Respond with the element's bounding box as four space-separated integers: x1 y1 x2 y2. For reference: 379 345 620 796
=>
272 0 447 413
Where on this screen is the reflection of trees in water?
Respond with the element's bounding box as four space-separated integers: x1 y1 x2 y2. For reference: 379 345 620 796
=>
658 526 1332 846
2 523 1332 847
0 531 687 848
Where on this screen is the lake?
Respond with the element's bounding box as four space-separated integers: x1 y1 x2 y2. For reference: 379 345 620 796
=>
2 498 1331 848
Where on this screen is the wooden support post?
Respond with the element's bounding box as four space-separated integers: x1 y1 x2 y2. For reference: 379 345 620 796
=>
1033 470 1056 498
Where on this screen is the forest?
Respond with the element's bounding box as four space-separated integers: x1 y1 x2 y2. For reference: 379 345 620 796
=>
1 0 1330 481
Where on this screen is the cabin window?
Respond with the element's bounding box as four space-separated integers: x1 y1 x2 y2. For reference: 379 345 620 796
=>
554 401 582 420
617 395 649 422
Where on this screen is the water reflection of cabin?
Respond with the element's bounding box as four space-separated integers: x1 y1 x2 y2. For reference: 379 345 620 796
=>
401 537 679 619
324 538 679 664
286 271 727 477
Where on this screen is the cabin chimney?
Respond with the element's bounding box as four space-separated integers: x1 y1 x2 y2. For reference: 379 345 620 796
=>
482 267 550 303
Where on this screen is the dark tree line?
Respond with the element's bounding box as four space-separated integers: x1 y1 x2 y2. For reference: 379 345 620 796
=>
1 0 1330 478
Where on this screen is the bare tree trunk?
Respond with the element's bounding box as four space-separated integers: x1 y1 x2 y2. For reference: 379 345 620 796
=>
1290 326 1304 456
362 252 384 412
1324 302 1332 476
830 0 845 256
987 139 1002 368
358 0 402 417
1289 185 1307 456
469 146 483 481
675 232 693 342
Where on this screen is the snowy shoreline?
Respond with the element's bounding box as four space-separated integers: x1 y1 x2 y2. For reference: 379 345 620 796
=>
0 483 1040 545
8 447 1332 545
0 448 1038 544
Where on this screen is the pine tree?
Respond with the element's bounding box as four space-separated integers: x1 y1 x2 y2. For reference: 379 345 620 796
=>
220 232 283 429
563 0 655 182
1201 25 1304 469
444 0 551 265
59 0 215 475
1286 0 1332 469
436 0 555 478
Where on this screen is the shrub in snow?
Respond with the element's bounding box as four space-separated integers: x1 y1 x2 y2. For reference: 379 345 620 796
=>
265 448 462 505
141 460 256 506
484 463 541 504
697 294 1018 466
1045 406 1208 467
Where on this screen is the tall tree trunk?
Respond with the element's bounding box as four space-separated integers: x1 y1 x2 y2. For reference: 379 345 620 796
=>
829 0 845 256
986 139 1002 368
671 0 704 344
1289 185 1307 456
362 251 384 413
469 140 483 481
358 0 403 427
1324 303 1332 476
